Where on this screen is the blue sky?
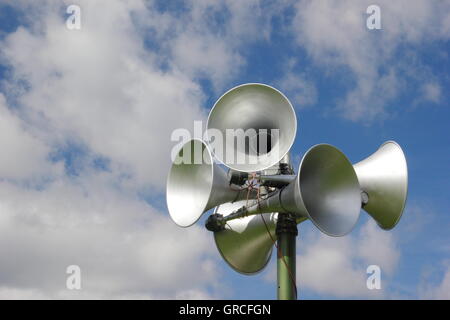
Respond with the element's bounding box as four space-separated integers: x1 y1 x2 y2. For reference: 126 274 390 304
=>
0 1 449 299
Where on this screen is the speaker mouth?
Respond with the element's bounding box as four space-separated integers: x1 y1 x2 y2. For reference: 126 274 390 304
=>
206 83 297 172
213 201 277 275
166 139 214 227
354 140 408 230
298 144 361 237
377 141 408 229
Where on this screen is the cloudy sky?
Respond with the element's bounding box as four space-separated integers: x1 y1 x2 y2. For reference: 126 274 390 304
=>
0 0 449 299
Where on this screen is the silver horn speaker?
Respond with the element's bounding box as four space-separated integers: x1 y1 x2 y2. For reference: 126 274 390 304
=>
166 139 254 227
206 83 297 172
214 200 278 275
238 144 362 236
354 141 408 230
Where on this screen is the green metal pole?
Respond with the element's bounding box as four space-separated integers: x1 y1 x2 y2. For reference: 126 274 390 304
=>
276 213 298 300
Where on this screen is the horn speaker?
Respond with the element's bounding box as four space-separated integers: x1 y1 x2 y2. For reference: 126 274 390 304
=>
354 141 408 229
228 144 362 237
166 139 256 227
206 83 297 172
214 200 278 275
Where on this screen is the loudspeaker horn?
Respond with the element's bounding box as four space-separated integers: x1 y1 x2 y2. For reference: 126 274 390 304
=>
236 144 362 236
206 83 297 172
166 139 256 227
214 200 278 275
354 141 408 230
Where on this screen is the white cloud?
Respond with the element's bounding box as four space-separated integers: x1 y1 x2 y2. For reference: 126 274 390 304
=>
1 1 208 191
0 0 271 299
421 82 442 104
0 173 219 299
291 0 450 121
276 60 317 109
428 267 450 299
0 94 60 181
298 234 371 298
137 0 280 91
171 31 244 90
418 262 450 300
0 288 50 300
356 220 399 275
296 219 399 298
263 219 401 299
